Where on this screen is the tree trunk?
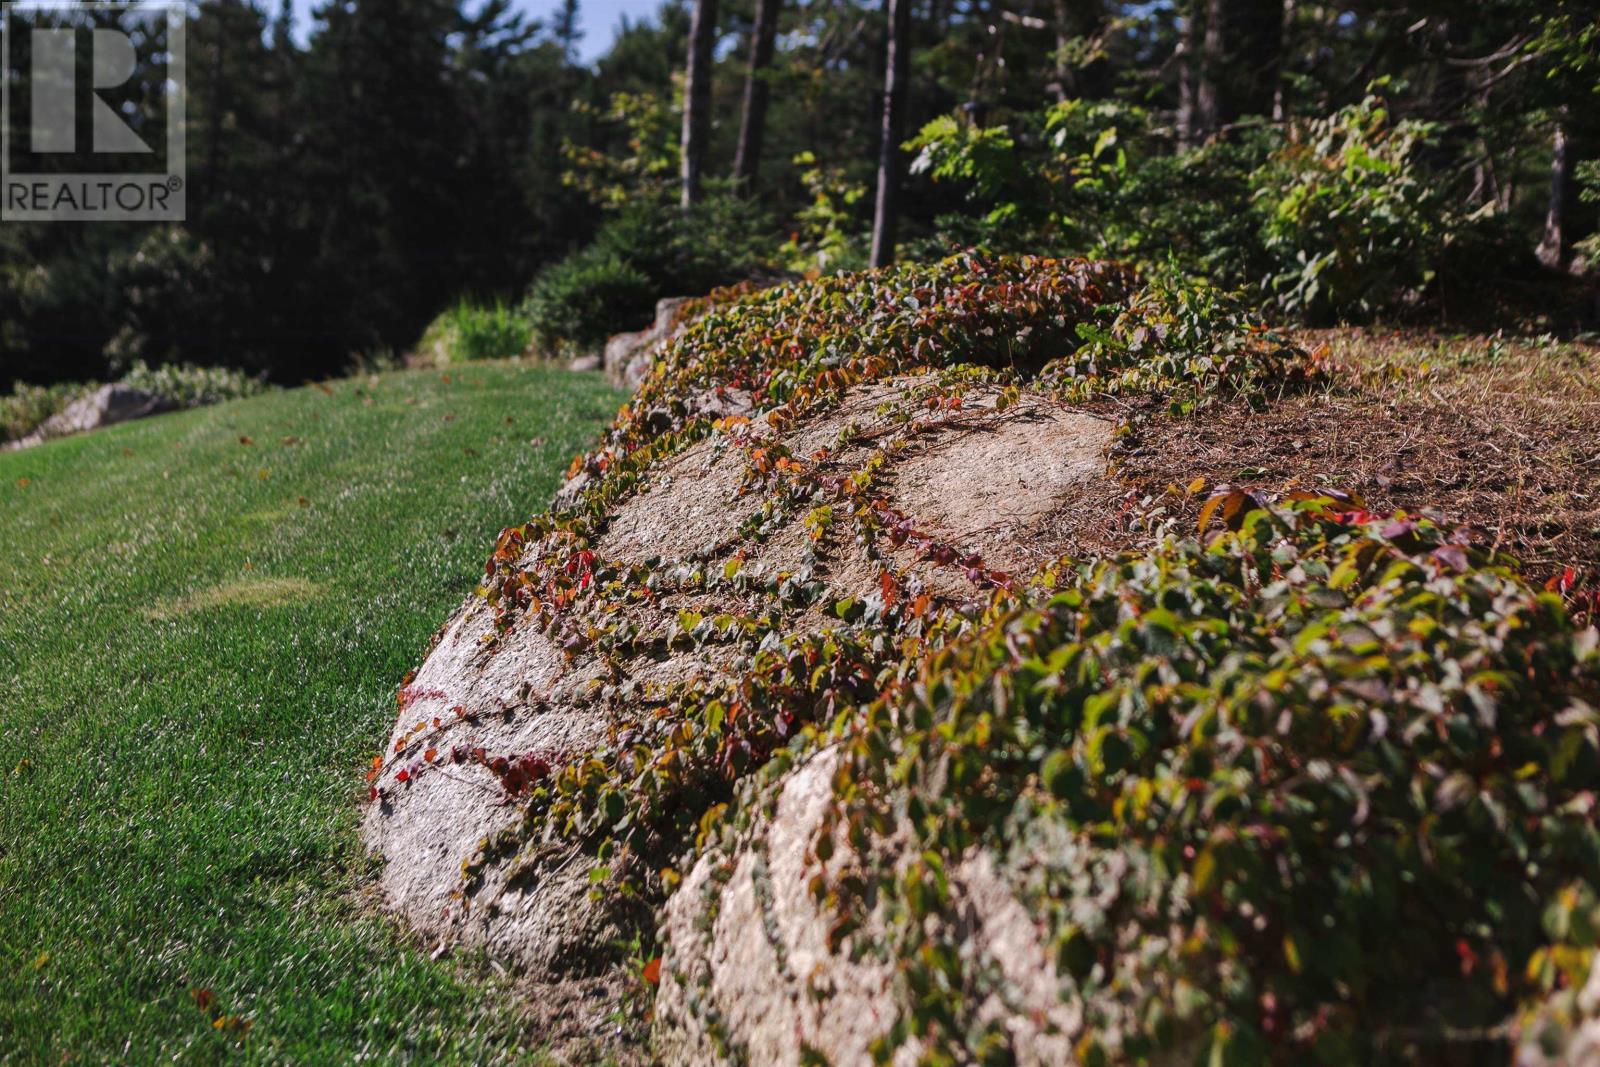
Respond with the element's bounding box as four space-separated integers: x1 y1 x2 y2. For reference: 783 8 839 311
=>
732 0 781 192
870 0 912 268
1051 0 1072 102
1537 121 1575 270
1177 0 1202 147
1272 0 1295 121
1186 0 1283 141
1050 0 1107 103
681 0 719 211
1233 0 1284 121
1195 0 1225 132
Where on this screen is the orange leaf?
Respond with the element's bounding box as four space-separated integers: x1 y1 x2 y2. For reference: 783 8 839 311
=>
641 957 662 985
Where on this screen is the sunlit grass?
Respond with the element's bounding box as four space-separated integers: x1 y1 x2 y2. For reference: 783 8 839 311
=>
0 363 621 1064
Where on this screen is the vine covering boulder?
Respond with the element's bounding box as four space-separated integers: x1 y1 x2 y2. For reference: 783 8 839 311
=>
363 254 1600 1064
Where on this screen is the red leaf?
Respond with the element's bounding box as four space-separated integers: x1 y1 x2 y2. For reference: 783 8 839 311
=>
1547 566 1579 595
641 957 662 985
1456 938 1478 976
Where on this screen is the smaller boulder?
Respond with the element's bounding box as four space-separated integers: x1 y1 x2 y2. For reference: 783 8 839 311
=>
602 296 690 390
10 384 172 450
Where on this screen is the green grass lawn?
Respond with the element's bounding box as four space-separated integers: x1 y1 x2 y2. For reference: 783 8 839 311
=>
0 364 622 1065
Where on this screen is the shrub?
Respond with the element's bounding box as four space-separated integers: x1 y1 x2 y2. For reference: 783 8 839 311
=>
119 360 264 409
102 228 223 374
523 195 780 356
1575 159 1600 265
416 298 532 366
1251 94 1462 321
0 381 80 443
522 247 655 356
780 151 871 274
907 92 1497 322
907 101 1269 282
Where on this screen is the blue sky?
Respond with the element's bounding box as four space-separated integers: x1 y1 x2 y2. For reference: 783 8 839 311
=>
287 0 664 63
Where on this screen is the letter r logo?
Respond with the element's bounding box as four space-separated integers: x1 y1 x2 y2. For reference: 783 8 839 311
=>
3 0 186 222
29 27 152 154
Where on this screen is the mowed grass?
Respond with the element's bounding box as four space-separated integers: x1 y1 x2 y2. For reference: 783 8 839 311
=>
0 364 622 1064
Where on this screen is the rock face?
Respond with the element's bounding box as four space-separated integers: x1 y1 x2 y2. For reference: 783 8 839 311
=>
7 384 172 450
602 296 690 390
360 598 642 974
653 750 901 1066
654 749 1091 1066
361 377 1116 988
